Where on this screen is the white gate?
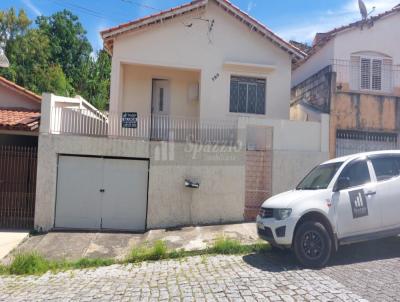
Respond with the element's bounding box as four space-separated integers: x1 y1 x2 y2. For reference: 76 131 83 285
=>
55 155 149 231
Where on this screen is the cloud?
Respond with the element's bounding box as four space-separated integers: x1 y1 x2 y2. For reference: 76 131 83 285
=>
247 1 256 13
22 0 42 16
275 0 399 43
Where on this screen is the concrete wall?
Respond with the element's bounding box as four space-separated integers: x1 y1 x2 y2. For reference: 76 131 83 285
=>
240 115 330 195
121 64 200 118
0 84 41 110
110 1 292 120
34 134 246 231
328 92 399 158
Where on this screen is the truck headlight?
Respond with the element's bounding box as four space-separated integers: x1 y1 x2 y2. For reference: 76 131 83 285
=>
273 208 292 220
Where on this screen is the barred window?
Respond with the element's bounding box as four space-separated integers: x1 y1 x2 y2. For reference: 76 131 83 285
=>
229 76 266 114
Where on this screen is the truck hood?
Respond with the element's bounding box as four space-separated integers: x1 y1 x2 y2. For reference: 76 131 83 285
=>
261 189 328 209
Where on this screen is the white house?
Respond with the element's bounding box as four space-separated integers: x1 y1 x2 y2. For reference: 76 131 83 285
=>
291 4 400 157
34 0 329 232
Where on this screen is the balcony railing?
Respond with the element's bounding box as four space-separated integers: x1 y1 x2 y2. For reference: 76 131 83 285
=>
333 59 400 95
49 107 238 145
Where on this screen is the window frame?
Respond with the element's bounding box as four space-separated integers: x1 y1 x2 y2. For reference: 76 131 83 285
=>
229 75 267 115
368 154 400 183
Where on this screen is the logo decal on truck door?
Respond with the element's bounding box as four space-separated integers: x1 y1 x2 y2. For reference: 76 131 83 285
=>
349 189 368 219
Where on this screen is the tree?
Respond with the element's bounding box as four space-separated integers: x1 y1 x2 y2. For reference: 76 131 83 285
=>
0 8 30 45
36 10 93 87
78 50 111 110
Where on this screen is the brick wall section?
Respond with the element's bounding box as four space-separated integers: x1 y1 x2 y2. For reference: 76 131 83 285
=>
244 150 272 221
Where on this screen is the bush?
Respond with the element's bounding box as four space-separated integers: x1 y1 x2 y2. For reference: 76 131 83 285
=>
9 252 51 275
127 240 168 263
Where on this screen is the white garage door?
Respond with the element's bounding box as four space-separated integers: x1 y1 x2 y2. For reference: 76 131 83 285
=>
55 155 149 231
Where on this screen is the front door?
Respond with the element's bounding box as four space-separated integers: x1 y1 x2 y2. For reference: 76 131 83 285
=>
151 79 170 141
333 159 381 238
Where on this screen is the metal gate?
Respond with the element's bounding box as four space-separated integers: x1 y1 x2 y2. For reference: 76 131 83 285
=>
336 130 398 157
0 145 37 229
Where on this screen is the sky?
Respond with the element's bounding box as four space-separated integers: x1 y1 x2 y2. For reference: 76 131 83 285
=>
1 0 399 52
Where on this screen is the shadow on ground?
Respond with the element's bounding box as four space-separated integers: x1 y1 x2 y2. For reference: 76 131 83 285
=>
243 236 400 271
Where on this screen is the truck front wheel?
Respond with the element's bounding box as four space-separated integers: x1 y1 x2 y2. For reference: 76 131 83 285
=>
293 221 332 268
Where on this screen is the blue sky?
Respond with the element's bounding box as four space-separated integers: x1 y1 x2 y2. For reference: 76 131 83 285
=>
1 0 398 52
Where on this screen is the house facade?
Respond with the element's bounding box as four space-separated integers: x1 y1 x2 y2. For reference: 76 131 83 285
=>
34 0 329 232
0 76 41 229
291 5 400 158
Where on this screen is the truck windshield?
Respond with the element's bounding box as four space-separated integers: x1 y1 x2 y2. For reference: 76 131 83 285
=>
296 162 344 190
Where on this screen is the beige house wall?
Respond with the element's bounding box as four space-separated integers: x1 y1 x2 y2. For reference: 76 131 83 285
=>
121 64 200 118
110 1 292 120
34 134 246 231
0 84 41 110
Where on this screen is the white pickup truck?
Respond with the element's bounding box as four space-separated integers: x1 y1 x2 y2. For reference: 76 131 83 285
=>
257 150 400 267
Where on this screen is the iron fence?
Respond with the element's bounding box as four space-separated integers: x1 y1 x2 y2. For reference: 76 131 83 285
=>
0 145 37 229
49 107 239 145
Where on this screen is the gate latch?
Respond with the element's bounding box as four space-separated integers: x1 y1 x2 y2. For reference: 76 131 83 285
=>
99 189 105 193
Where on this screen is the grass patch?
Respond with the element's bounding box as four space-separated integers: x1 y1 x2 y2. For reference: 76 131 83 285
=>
1 238 269 276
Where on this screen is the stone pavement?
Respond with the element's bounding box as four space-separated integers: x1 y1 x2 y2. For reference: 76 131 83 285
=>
2 236 400 301
10 223 258 262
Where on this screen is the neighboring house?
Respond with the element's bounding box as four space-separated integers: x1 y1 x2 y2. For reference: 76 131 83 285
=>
34 0 329 232
0 76 41 229
291 4 400 158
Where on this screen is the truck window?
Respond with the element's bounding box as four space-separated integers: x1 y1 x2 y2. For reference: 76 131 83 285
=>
338 160 371 189
296 162 343 190
370 156 400 182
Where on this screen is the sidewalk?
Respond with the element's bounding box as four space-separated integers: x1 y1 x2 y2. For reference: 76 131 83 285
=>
9 223 258 261
0 231 29 261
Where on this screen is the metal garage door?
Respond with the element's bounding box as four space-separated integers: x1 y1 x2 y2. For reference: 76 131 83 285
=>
55 155 149 231
336 130 398 157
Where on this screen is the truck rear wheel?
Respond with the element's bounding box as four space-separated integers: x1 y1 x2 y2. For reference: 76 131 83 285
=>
293 221 332 268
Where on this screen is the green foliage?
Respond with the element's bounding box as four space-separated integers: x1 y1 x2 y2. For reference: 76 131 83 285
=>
0 8 110 108
9 252 52 275
73 258 114 269
127 240 168 263
209 237 270 255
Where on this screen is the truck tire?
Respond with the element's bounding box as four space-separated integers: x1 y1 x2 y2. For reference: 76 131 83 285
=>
293 221 332 268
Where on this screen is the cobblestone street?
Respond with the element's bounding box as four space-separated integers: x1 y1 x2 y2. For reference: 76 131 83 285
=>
1 237 399 302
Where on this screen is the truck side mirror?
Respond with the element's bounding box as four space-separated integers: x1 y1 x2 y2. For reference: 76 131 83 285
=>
334 177 350 192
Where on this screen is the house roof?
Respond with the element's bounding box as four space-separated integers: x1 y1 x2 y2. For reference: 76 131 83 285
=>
101 0 306 62
0 108 40 132
296 4 400 67
0 76 41 103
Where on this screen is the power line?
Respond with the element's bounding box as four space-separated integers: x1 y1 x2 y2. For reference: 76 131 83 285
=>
120 0 161 12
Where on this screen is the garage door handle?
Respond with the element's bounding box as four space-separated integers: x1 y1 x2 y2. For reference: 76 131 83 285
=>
100 189 105 193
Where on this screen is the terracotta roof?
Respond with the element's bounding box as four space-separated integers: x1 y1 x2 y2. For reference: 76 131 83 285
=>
0 76 41 103
101 0 306 62
296 4 400 68
0 108 40 132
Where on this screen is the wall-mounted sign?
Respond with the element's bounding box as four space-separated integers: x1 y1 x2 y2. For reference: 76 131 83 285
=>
122 112 138 128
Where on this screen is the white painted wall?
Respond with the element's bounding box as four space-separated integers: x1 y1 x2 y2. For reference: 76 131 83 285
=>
292 39 335 87
0 84 40 110
333 13 400 63
293 11 400 88
110 1 292 120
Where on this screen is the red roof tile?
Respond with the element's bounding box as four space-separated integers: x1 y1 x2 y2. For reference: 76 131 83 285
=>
0 108 40 132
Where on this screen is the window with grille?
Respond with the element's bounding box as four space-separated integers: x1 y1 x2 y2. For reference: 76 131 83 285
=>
229 76 266 114
360 57 382 91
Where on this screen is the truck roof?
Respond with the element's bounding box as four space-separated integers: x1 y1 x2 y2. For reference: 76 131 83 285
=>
323 150 400 165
